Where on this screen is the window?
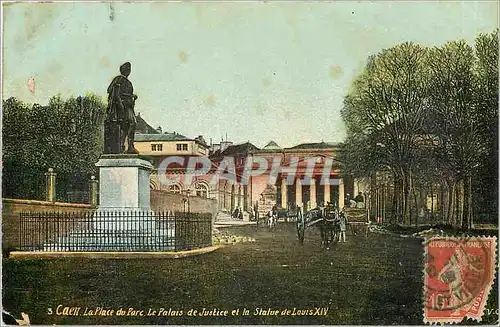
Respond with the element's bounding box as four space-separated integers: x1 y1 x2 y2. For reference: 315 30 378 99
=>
151 143 163 152
196 182 209 198
176 143 188 151
168 184 181 194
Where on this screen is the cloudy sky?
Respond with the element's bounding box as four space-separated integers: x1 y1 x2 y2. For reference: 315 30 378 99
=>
2 1 498 148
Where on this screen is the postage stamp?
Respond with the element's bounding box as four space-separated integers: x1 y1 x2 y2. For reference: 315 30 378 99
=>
1 1 499 326
423 237 498 324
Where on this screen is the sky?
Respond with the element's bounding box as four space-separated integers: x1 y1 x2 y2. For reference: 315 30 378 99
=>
2 1 498 148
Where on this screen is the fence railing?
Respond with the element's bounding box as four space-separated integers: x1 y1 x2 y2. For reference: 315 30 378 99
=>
19 211 212 252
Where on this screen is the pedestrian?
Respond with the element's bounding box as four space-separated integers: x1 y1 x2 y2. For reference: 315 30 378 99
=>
339 210 348 243
253 203 259 222
418 207 426 224
354 192 365 209
232 207 240 219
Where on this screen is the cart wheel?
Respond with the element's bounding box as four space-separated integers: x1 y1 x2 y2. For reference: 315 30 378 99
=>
296 208 305 245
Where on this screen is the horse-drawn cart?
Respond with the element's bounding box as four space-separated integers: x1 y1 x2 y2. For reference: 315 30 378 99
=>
296 205 341 248
256 205 303 227
344 207 369 236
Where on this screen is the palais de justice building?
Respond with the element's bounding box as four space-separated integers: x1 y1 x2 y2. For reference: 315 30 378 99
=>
133 114 354 215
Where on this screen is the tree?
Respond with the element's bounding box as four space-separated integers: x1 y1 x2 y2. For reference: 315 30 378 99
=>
341 42 430 224
473 30 498 223
341 30 498 229
2 94 106 200
427 40 483 229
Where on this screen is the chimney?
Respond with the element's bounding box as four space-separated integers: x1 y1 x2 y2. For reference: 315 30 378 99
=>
157 126 162 133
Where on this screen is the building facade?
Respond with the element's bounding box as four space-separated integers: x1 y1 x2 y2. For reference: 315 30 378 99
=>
133 115 352 215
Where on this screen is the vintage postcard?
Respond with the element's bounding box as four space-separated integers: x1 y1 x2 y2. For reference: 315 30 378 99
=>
1 1 498 325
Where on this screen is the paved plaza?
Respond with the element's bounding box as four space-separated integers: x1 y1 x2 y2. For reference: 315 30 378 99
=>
2 223 435 325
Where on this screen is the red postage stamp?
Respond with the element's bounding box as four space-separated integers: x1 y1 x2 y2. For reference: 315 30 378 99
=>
423 236 497 324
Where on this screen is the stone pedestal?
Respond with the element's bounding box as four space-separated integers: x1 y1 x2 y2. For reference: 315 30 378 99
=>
96 154 153 211
44 155 177 251
93 154 154 231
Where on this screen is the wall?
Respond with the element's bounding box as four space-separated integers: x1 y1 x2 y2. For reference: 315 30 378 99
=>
3 191 217 250
150 190 217 221
251 175 272 207
153 172 216 192
134 140 200 156
2 199 94 250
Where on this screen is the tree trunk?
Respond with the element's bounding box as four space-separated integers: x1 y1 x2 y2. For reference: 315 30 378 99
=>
430 183 435 225
453 180 464 228
413 186 419 227
469 176 473 229
403 170 411 225
439 183 445 224
462 176 472 230
392 178 399 224
383 183 387 223
447 181 455 226
375 187 379 222
457 179 464 228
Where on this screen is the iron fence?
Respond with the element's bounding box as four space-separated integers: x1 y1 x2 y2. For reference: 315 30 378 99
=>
19 211 212 252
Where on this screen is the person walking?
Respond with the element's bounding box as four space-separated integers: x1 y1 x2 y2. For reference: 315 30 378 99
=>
354 192 365 209
339 209 348 243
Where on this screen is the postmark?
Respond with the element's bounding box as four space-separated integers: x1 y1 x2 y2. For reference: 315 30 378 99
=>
423 236 497 324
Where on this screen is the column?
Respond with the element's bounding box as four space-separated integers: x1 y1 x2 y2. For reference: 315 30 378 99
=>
324 181 330 206
238 186 242 208
310 177 316 209
295 178 302 208
90 175 99 207
339 178 345 209
45 168 56 202
231 185 235 212
281 178 287 209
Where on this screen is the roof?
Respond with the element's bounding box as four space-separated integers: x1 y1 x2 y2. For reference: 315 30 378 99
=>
263 141 281 149
286 142 342 150
222 142 259 155
135 132 190 142
210 142 259 158
135 114 160 134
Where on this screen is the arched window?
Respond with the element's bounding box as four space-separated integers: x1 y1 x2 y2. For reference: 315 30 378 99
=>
195 182 209 198
169 184 182 194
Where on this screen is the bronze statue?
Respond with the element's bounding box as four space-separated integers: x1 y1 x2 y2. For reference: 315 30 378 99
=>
104 62 138 154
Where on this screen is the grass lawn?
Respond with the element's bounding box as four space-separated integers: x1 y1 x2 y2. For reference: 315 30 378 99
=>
2 223 498 325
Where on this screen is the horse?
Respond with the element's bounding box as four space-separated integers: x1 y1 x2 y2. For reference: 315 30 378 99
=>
304 207 340 249
266 209 277 230
318 209 341 249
